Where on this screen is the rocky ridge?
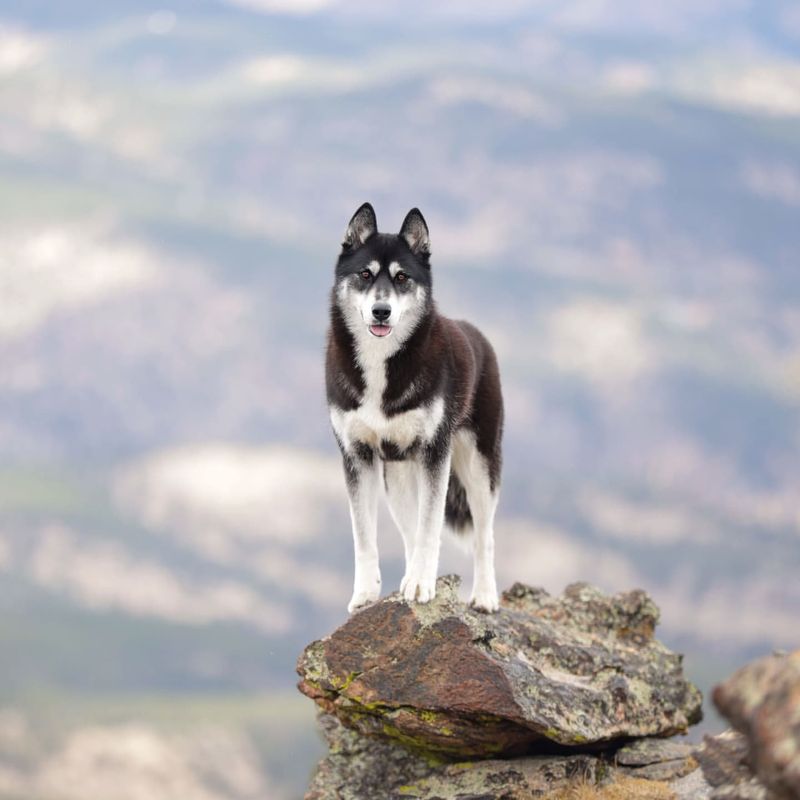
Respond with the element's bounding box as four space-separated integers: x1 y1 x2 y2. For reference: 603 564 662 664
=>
296 577 799 799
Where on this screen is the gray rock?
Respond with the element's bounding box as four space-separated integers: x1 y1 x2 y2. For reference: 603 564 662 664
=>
713 650 800 800
297 576 702 758
710 779 769 800
305 713 600 800
695 730 754 789
304 713 749 800
305 714 433 800
671 768 714 800
616 736 698 781
616 737 695 766
624 757 699 781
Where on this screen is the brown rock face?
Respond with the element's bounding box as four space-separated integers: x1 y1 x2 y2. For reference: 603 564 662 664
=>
297 576 702 758
713 650 800 800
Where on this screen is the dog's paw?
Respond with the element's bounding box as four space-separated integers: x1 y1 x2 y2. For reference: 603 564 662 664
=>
348 586 381 614
469 586 499 613
400 571 436 604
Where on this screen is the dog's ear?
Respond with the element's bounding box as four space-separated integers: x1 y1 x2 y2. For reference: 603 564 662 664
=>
399 208 430 259
342 202 377 250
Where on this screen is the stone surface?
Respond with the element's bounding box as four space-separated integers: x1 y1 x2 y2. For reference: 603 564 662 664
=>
710 781 769 800
304 714 433 800
304 712 732 800
297 576 702 758
306 713 598 800
623 757 699 782
693 730 776 800
616 737 698 782
616 738 695 767
713 651 800 800
671 768 714 800
695 731 754 790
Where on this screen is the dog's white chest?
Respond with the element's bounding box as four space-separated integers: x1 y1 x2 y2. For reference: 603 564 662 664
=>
330 352 443 453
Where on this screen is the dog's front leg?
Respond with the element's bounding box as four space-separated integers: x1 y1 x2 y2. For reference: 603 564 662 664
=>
342 447 382 613
401 437 451 604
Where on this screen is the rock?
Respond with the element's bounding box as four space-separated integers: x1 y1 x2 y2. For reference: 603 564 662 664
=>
616 737 698 781
671 767 714 800
305 712 724 800
297 576 702 759
616 738 695 767
695 731 754 790
306 712 599 800
692 729 776 800
305 714 434 800
710 781 770 800
712 651 800 800
622 757 699 783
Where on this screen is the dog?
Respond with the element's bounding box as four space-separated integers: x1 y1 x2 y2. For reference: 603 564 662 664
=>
326 203 504 613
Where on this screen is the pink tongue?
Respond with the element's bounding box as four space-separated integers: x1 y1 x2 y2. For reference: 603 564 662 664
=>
370 324 391 337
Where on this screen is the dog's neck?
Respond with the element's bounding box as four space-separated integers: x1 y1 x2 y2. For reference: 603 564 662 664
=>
328 297 439 407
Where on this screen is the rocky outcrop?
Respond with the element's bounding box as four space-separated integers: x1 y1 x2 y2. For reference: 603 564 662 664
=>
305 713 602 800
297 576 702 759
712 650 800 799
306 711 749 799
296 577 800 799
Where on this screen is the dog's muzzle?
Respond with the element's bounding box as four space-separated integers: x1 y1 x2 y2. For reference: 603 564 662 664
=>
370 303 392 337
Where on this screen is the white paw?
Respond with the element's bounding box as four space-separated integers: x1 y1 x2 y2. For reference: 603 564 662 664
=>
401 570 436 604
348 585 381 614
470 584 499 613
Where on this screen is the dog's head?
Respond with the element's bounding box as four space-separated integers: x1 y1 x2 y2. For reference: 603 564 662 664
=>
333 203 432 345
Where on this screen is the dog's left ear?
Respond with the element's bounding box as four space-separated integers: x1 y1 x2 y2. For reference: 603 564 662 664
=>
400 208 430 260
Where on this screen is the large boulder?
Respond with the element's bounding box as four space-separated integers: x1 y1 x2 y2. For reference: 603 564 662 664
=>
297 575 702 758
713 650 800 800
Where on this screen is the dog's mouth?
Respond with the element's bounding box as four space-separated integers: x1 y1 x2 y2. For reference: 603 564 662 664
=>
369 323 393 338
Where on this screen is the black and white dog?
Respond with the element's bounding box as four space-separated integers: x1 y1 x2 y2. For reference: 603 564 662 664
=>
326 203 503 613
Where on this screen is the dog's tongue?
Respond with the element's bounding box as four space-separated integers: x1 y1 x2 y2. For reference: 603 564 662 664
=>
370 324 392 337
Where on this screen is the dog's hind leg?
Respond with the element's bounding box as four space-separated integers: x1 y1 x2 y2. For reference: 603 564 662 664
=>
341 445 382 613
452 430 499 612
468 485 499 612
384 460 418 577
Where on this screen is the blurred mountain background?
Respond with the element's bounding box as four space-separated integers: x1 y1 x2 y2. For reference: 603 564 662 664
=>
0 1 799 797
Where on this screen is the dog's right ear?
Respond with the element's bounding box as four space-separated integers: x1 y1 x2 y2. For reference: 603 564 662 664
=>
342 202 377 250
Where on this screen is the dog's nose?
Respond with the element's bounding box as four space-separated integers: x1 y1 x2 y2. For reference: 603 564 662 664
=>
372 303 391 322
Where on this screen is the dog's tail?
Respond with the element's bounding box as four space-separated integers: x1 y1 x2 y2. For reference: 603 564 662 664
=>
444 471 473 533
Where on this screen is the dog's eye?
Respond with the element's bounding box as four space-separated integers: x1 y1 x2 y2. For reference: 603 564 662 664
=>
395 272 408 284
359 270 372 281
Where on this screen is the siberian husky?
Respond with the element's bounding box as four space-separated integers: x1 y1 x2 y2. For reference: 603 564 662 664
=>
326 203 504 613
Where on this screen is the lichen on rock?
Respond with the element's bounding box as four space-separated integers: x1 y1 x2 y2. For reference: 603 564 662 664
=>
304 711 727 800
297 575 702 759
305 712 602 800
297 590 800 799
